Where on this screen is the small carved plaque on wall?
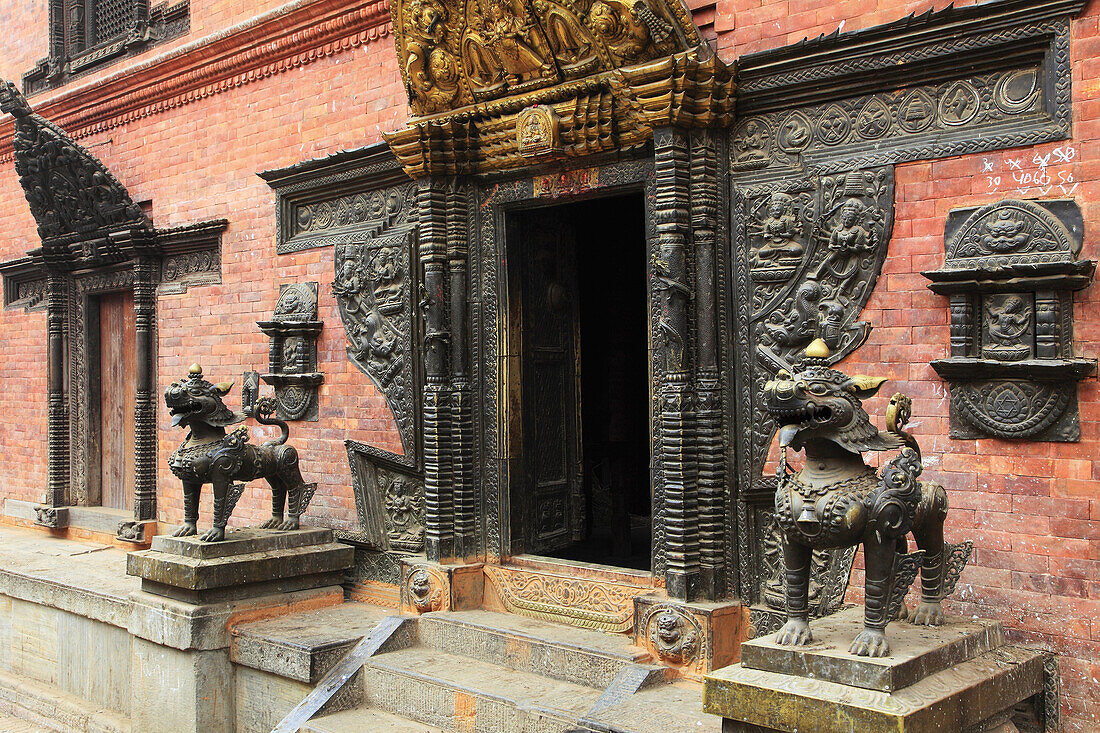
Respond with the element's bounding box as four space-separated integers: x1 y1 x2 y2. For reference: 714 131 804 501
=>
925 199 1096 442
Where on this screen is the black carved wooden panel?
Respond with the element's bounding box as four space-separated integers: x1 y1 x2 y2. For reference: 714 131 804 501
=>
925 199 1096 442
345 440 425 553
332 183 421 460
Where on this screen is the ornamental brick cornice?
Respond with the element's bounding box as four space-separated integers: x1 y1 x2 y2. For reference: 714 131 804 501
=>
0 0 394 164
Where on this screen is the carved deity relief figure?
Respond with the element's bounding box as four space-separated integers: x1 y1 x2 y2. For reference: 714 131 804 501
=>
750 193 805 283
983 293 1033 361
979 208 1031 253
811 198 877 297
403 0 461 114
532 0 598 72
463 0 554 93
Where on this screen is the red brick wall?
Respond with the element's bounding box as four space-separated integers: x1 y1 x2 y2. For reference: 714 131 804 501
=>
0 0 1098 728
0 10 408 533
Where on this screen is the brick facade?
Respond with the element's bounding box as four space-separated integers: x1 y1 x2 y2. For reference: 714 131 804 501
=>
1 0 1099 728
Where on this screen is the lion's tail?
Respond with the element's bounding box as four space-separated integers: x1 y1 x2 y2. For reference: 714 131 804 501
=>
249 396 291 446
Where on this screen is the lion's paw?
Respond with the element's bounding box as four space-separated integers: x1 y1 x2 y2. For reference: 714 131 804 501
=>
776 619 813 647
200 526 226 542
278 517 300 532
909 601 946 627
259 516 282 529
172 522 197 537
849 629 890 657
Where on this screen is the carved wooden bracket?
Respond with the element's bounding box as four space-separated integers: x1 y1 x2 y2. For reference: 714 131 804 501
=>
925 199 1096 441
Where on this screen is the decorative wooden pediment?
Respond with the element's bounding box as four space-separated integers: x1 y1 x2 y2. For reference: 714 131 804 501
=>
385 0 732 177
392 0 700 117
0 80 152 267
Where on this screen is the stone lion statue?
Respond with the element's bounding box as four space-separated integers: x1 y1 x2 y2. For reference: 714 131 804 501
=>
165 364 311 542
765 339 970 657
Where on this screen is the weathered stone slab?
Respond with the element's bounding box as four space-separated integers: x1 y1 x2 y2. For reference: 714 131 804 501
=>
129 528 353 603
740 606 1005 692
705 646 1047 733
231 601 392 683
152 528 333 559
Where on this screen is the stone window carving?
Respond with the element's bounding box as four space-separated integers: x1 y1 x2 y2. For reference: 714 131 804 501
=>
924 199 1096 442
23 0 190 94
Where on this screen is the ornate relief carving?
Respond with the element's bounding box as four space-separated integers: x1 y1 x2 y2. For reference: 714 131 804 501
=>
257 283 325 422
734 67 1062 175
945 199 1076 267
403 564 448 612
483 565 638 632
391 0 700 118
927 199 1095 442
751 167 894 367
333 182 421 457
641 604 702 665
517 104 561 157
0 80 151 249
347 440 426 552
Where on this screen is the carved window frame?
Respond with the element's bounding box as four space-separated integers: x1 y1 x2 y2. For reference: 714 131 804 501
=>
23 0 190 95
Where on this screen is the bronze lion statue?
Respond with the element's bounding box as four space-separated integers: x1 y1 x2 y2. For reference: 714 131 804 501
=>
165 364 311 542
765 339 970 657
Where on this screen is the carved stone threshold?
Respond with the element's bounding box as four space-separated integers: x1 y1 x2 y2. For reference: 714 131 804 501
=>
0 0 393 163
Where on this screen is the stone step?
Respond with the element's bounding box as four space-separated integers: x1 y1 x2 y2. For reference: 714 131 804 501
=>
581 680 722 733
418 609 657 689
362 645 605 733
302 708 445 733
232 601 396 684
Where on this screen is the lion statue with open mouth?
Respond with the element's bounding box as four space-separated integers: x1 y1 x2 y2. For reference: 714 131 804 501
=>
765 339 971 657
164 364 311 542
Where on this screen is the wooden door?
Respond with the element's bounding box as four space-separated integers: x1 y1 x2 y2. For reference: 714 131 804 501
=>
518 209 584 553
98 291 136 511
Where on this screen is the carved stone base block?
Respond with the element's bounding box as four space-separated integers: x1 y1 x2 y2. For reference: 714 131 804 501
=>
127 528 354 604
33 504 69 528
399 559 484 615
116 519 157 544
704 606 1052 733
633 595 748 678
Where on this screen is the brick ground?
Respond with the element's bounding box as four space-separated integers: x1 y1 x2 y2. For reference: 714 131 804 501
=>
0 0 1099 729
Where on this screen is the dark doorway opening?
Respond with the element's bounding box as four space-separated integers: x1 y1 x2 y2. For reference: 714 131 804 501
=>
508 192 651 571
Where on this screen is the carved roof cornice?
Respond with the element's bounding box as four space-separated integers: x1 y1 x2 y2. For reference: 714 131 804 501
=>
1 80 153 270
0 0 394 164
386 48 734 178
735 0 1089 115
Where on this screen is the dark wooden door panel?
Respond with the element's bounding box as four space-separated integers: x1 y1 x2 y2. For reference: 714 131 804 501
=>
520 209 583 552
99 290 136 511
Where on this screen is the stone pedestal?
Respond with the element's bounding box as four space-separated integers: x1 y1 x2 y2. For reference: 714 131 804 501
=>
124 528 355 733
704 606 1055 733
128 528 354 603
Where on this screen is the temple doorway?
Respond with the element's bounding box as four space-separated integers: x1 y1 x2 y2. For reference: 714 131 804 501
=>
506 192 651 571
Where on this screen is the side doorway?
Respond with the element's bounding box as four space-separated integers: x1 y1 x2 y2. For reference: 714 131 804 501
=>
506 192 651 570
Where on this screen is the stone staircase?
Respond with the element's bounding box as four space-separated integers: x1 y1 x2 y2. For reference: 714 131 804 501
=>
247 605 723 733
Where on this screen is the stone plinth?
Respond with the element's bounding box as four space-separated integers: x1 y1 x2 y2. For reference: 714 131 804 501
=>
704 607 1053 733
128 528 354 603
